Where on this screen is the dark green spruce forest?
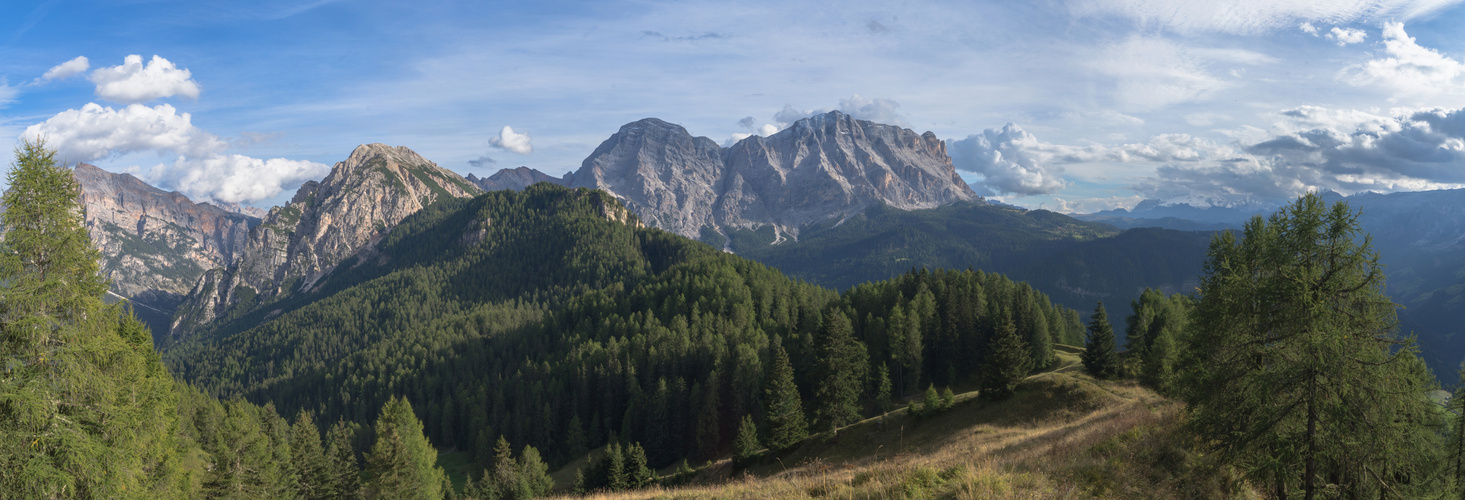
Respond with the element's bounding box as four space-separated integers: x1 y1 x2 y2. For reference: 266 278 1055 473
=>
6 140 1465 499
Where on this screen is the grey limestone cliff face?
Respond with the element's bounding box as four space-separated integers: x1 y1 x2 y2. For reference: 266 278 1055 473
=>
466 166 572 191
170 143 481 337
569 111 979 242
72 163 258 311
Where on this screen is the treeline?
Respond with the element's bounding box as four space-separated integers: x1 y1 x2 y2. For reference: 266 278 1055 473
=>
160 181 1085 484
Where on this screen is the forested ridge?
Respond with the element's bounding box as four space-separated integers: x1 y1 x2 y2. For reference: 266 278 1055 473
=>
161 182 1086 477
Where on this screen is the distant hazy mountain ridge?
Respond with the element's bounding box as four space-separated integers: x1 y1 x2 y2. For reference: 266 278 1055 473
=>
568 111 979 244
169 143 481 338
466 166 572 192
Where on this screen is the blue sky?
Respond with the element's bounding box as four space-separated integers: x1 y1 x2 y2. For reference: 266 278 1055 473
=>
4 0 1465 212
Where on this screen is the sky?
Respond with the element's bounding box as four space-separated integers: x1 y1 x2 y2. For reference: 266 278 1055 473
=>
4 0 1465 213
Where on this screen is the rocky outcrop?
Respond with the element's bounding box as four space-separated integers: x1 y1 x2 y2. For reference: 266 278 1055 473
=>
466 166 571 191
170 144 481 337
569 111 979 243
73 163 258 311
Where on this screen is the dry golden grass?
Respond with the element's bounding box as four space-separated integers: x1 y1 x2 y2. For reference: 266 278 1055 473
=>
555 349 1253 499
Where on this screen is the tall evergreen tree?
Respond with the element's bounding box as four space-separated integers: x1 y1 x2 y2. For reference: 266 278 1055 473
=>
1181 193 1443 499
763 337 807 451
810 309 868 432
322 420 362 499
290 410 329 499
733 415 760 463
0 139 186 497
980 312 1031 400
1081 302 1118 379
518 445 554 498
364 397 445 500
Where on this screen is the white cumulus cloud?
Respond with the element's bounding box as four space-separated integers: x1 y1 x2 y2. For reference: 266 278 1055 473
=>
489 125 533 154
22 102 225 160
1341 22 1465 95
947 124 1069 196
1326 26 1367 45
21 102 326 204
1133 105 1465 205
149 155 330 204
88 55 201 104
41 56 90 81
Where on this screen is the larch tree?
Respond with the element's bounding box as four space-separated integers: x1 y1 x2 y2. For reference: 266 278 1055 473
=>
364 396 445 500
0 139 185 498
1180 193 1443 499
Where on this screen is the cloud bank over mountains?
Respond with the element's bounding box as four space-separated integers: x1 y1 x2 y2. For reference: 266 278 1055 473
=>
20 55 328 205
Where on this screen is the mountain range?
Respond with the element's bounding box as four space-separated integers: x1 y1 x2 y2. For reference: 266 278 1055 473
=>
69 111 1465 382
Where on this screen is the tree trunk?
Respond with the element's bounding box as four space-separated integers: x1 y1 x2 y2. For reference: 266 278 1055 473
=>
1305 372 1318 500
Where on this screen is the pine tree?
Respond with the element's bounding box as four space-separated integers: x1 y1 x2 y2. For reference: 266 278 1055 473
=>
322 420 362 499
291 410 329 499
1081 302 1118 379
733 415 760 463
0 139 186 497
604 442 626 491
763 337 807 451
810 309 868 432
364 396 445 500
980 312 1031 400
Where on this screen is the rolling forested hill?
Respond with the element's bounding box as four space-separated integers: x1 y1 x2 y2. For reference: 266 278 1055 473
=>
162 184 1088 474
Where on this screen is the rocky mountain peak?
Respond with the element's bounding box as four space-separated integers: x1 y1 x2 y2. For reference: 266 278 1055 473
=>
569 111 978 244
466 166 572 192
170 144 481 338
69 163 259 328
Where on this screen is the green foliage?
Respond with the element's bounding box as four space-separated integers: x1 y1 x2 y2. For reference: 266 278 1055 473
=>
161 184 1084 476
811 309 868 431
365 396 445 500
1081 302 1119 379
290 410 329 499
1180 193 1445 498
980 312 1032 400
906 384 956 419
1124 288 1192 392
764 339 808 452
873 363 893 412
322 419 363 499
733 415 760 463
0 139 190 498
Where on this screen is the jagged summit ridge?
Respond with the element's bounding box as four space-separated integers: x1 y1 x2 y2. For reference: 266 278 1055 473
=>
170 143 480 338
569 111 979 241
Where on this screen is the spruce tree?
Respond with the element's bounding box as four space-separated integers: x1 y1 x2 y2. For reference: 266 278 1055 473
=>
980 312 1031 400
763 337 807 451
810 309 867 432
625 443 654 489
489 436 517 498
364 396 445 500
323 420 362 499
290 410 328 499
733 415 760 463
874 363 893 412
1081 302 1118 379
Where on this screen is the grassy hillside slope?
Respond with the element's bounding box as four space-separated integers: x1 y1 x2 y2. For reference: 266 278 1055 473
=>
561 347 1245 499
